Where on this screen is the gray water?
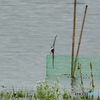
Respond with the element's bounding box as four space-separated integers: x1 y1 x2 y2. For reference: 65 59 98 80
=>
0 0 100 93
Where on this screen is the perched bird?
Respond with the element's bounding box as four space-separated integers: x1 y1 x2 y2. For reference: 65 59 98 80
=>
50 35 57 68
2 85 6 88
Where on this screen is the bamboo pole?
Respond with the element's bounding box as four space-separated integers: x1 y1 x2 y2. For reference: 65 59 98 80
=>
71 0 76 78
73 5 88 75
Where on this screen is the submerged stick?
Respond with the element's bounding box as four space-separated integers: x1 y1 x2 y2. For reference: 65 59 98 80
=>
73 5 88 75
52 52 54 68
71 0 76 77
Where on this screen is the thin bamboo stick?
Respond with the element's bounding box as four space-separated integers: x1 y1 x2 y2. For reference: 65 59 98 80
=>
73 5 88 75
71 0 76 78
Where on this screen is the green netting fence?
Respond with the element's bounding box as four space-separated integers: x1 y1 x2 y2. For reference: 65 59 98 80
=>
46 55 100 78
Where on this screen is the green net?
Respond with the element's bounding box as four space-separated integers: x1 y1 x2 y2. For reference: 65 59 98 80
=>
46 55 100 78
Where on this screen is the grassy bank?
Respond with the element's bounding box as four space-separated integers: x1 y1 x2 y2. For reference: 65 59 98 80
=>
0 77 99 100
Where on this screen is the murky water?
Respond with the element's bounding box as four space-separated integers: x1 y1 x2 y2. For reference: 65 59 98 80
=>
0 0 100 93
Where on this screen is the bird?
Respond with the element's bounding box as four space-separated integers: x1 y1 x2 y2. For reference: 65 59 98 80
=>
50 35 57 68
2 85 6 88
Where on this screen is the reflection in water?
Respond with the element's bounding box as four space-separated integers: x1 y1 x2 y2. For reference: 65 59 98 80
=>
71 77 79 92
46 76 98 93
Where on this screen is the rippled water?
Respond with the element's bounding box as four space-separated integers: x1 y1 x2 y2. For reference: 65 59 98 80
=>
0 0 100 92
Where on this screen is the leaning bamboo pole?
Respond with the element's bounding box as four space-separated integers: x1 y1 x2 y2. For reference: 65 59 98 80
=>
71 0 76 78
73 5 88 75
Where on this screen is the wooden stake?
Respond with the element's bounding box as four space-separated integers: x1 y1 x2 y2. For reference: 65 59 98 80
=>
73 5 88 75
71 0 76 77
